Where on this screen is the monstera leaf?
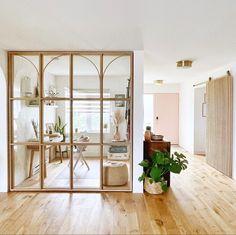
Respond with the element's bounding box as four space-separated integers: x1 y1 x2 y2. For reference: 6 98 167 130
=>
150 167 161 182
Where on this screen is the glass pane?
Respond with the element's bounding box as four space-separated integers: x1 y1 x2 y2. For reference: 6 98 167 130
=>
43 100 71 144
103 144 131 190
44 145 70 188
43 55 70 98
13 55 39 98
103 55 131 99
73 101 100 144
103 100 131 144
13 145 40 189
73 55 100 98
12 100 40 143
73 145 101 189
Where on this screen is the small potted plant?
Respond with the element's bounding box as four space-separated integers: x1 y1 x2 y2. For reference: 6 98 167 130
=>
138 150 188 194
54 116 67 142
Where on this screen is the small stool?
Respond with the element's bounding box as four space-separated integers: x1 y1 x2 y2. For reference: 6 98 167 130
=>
103 161 128 186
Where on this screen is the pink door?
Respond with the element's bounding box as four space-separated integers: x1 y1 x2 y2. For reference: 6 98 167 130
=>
154 93 179 144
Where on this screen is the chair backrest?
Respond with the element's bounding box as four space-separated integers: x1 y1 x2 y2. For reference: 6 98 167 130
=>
76 135 90 151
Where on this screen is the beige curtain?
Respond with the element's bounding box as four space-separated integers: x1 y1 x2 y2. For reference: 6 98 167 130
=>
206 75 233 177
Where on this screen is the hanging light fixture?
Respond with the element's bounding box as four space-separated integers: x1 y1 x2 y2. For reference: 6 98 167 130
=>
176 60 193 69
153 80 164 85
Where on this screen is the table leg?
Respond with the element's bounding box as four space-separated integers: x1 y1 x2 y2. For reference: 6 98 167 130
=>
49 146 52 163
58 145 63 163
44 146 47 178
29 150 34 178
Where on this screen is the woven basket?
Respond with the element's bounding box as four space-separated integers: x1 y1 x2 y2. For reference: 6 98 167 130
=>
144 177 163 194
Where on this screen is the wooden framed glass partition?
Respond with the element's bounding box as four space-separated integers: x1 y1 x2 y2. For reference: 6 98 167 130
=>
8 51 133 192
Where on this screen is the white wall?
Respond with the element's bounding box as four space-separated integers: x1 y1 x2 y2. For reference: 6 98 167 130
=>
179 61 236 180
179 81 194 153
143 94 154 130
194 86 206 154
133 51 144 193
144 83 180 94
0 49 8 192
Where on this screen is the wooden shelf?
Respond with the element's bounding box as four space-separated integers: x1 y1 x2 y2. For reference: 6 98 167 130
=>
26 105 58 108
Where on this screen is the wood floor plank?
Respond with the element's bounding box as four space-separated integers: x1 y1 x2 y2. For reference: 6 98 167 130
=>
0 147 236 234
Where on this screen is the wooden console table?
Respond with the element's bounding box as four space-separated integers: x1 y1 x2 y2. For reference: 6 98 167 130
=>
143 140 171 186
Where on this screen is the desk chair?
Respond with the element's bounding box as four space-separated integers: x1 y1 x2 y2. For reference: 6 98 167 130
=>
69 135 90 171
73 144 90 170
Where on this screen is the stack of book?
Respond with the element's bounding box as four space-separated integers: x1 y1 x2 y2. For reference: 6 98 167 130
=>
108 145 129 160
109 146 127 153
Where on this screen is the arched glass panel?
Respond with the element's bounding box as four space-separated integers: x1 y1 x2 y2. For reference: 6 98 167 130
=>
103 55 131 99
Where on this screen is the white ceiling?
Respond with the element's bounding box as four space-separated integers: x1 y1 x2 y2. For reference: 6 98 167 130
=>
1 0 236 83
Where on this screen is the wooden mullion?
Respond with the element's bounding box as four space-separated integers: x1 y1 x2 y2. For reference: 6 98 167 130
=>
130 52 134 192
8 53 14 190
42 97 71 101
39 54 44 189
100 54 104 190
71 142 101 146
8 51 133 56
103 97 131 101
10 188 132 192
69 98 101 101
70 54 74 190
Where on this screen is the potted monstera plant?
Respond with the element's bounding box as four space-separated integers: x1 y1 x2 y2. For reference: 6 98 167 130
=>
138 150 188 194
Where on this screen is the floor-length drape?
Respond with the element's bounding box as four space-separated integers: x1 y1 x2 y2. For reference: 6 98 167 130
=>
206 75 233 177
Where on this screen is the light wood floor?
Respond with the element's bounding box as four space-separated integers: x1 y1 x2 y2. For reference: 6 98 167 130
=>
1 147 236 234
16 157 131 190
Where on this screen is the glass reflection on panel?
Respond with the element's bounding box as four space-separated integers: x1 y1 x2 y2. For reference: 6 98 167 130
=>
103 101 131 144
13 145 40 189
103 55 131 99
13 55 39 98
73 145 101 189
43 100 71 144
73 55 100 98
43 55 70 98
12 100 40 143
73 101 100 144
44 145 70 188
103 145 131 190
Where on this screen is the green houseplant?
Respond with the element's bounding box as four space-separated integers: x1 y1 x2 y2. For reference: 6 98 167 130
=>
54 116 67 141
138 150 188 194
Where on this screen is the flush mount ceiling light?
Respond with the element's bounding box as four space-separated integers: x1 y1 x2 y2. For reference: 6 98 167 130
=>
176 60 193 69
154 80 164 85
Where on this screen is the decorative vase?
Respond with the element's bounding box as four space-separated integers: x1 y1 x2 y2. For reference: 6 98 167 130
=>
144 177 163 194
113 125 120 140
144 126 152 141
144 130 152 141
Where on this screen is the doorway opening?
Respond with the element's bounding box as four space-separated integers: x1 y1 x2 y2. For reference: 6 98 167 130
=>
194 86 206 156
144 92 179 145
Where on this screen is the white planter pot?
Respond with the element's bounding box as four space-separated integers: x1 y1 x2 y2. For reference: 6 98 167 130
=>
144 177 163 194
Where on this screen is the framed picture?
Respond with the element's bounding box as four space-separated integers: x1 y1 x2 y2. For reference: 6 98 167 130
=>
115 94 125 107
